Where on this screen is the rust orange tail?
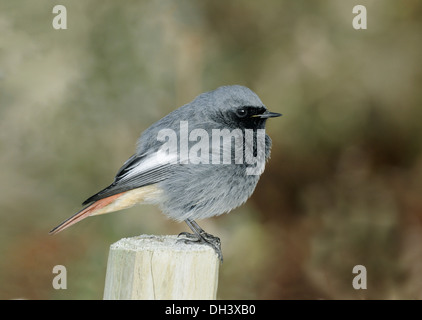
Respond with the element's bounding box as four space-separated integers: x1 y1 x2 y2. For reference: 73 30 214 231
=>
49 184 161 235
49 193 123 235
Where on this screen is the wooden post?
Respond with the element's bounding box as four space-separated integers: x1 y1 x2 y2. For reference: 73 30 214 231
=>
103 235 220 300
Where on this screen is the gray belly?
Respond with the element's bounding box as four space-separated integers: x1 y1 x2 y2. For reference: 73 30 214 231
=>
157 164 261 221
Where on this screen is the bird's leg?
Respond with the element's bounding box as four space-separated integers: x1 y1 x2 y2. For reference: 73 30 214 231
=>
178 219 223 262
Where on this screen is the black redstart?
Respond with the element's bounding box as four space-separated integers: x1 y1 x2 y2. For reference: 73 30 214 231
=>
50 85 281 261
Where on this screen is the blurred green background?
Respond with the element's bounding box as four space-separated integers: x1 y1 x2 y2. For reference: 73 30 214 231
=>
1 0 422 299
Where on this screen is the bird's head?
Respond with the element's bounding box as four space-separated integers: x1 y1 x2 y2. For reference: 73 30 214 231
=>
202 85 282 129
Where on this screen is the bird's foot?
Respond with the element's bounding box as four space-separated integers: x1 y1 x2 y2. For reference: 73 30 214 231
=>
178 231 223 263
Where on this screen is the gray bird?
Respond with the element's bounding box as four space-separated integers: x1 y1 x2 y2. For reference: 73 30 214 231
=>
50 85 281 261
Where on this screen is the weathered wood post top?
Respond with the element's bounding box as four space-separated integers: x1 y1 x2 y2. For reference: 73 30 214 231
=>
103 235 220 300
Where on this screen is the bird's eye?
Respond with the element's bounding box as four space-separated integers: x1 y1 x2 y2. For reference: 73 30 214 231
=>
235 108 248 118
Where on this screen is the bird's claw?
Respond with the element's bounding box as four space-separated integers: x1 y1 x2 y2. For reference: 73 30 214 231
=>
177 231 223 263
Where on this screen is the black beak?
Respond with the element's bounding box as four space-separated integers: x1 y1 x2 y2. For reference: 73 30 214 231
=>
256 110 282 119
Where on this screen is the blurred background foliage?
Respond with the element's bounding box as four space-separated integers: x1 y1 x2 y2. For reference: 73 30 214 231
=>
1 0 421 299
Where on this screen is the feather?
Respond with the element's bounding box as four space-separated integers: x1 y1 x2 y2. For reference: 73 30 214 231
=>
49 184 161 234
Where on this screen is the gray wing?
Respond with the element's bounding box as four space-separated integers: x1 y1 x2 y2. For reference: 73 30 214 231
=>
82 152 176 205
